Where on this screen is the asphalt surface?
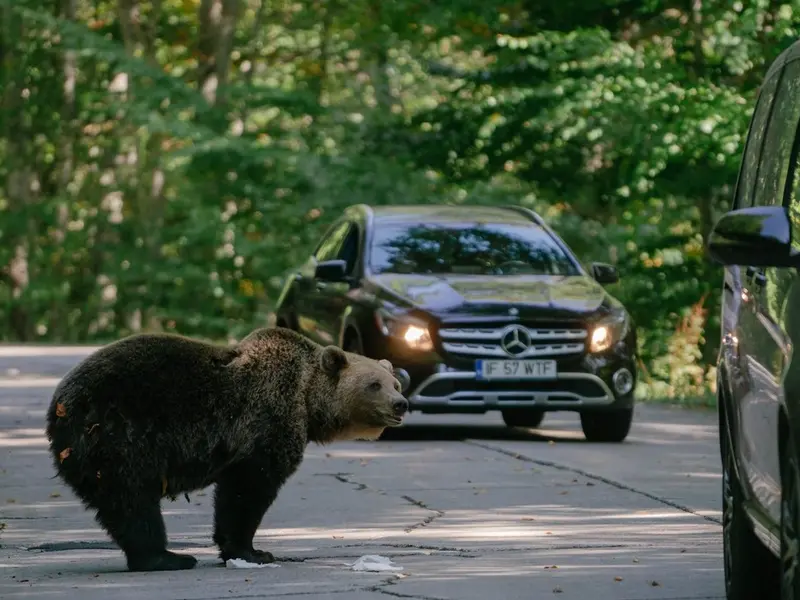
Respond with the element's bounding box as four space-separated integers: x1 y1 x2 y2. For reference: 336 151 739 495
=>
0 347 724 600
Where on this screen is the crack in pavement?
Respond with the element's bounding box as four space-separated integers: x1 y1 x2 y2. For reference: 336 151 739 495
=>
369 575 449 600
399 495 445 533
465 441 722 526
327 473 446 533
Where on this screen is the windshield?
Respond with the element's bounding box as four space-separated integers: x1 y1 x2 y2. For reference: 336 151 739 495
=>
369 221 581 276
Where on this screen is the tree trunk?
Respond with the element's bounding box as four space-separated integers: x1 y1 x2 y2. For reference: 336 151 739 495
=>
197 0 242 107
1 2 34 340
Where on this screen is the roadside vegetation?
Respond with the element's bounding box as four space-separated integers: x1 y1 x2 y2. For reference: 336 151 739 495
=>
2 0 798 404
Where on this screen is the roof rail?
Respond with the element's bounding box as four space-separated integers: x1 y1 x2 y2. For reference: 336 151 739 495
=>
501 204 546 226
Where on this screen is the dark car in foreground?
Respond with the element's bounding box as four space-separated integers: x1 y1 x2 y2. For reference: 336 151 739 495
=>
273 204 638 442
707 39 800 600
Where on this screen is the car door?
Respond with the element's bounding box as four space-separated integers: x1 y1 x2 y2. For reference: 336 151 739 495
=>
294 220 351 345
734 58 800 523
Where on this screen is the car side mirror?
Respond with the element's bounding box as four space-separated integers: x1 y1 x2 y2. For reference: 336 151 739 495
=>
590 262 619 285
707 205 800 267
393 367 411 394
315 259 348 282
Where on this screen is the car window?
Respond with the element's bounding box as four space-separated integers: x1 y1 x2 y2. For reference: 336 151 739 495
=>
315 222 350 263
753 61 800 207
735 70 781 209
368 221 581 276
335 225 360 275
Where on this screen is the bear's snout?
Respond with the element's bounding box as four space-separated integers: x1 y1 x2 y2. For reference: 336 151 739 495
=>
392 396 409 418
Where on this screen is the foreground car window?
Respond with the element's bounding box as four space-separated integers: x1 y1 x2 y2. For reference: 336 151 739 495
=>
369 222 581 276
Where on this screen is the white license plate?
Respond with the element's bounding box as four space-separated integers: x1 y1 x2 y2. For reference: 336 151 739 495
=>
475 359 557 381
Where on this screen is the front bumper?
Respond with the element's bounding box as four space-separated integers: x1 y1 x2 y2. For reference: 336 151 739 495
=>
407 368 633 413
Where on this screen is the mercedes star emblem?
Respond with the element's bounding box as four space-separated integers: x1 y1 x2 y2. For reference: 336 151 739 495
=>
500 325 532 356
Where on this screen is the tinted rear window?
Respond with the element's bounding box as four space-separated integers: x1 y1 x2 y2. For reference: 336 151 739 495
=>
369 221 580 276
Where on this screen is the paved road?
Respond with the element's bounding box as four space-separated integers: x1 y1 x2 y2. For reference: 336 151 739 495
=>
0 348 724 600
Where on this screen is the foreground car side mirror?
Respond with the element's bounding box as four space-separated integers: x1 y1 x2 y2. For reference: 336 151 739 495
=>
393 368 411 394
590 262 619 285
707 205 800 267
314 259 348 282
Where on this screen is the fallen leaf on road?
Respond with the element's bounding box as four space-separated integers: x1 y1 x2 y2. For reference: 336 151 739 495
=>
6 499 16 504
559 491 569 495
632 558 639 563
521 517 535 521
59 448 71 463
56 403 66 417
650 580 661 587
332 535 343 539
0 523 6 531
545 531 552 535
614 576 623 582
544 565 558 570
50 492 61 498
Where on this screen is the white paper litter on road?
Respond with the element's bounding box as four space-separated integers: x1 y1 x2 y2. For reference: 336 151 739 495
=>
225 558 280 569
346 555 404 572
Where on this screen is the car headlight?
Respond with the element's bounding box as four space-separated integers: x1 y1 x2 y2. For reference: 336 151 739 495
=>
375 310 433 351
589 311 630 353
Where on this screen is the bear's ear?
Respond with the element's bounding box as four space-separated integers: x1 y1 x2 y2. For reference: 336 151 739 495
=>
378 359 393 373
320 346 349 377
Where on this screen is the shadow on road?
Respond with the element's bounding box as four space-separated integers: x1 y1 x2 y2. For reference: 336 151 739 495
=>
379 423 585 444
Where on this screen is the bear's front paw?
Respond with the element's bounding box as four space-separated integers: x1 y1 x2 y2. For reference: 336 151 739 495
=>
220 547 275 564
250 548 275 563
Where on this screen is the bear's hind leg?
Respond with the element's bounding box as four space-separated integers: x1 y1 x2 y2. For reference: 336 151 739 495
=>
93 495 197 572
212 459 283 564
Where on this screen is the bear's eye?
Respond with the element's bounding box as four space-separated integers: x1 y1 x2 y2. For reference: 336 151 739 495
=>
368 381 382 392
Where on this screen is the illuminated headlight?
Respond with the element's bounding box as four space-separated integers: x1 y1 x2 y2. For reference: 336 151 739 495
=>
589 311 630 353
375 311 433 351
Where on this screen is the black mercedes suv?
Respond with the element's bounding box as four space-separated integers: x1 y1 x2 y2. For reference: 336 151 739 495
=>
273 204 638 442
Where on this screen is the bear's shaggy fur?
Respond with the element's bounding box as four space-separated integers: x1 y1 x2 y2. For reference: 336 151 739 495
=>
45 327 408 572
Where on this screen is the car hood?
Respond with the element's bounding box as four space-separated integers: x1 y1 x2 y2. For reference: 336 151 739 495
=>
367 273 612 321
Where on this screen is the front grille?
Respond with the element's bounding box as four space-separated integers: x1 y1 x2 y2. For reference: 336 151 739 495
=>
438 325 587 359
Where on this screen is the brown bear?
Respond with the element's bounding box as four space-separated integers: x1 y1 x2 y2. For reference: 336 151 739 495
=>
45 326 409 572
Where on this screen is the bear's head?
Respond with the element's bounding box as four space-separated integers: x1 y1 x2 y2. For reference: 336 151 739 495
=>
319 346 409 442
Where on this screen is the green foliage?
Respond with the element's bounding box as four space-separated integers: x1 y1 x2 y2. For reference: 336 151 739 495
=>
1 0 798 401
